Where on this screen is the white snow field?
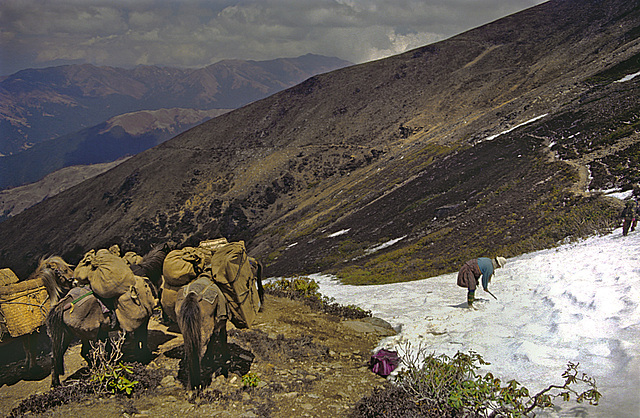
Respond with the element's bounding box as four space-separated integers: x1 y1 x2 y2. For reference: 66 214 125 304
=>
306 226 640 417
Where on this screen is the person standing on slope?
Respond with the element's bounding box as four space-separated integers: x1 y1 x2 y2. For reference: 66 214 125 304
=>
621 198 639 236
457 256 506 308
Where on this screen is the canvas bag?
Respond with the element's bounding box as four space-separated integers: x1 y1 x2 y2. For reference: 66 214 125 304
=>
209 241 260 329
73 249 136 299
369 349 400 377
122 251 144 266
160 279 181 323
115 276 158 332
61 286 111 334
162 247 212 287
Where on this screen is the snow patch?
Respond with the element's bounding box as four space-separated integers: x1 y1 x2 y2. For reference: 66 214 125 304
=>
300 229 640 417
327 229 350 238
365 236 407 254
615 70 640 83
481 114 548 142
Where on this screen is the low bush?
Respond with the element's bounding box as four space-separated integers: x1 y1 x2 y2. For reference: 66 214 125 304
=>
264 276 372 319
352 342 601 418
88 332 138 395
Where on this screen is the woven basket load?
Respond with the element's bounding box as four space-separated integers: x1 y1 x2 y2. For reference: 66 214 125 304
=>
0 277 49 338
0 269 19 286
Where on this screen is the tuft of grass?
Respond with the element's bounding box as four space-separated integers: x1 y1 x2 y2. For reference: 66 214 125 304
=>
585 52 640 85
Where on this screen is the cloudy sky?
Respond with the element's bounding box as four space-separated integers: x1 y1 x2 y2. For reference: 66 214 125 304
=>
0 0 546 76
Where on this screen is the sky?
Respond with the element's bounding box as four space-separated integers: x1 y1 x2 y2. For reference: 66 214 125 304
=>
0 0 546 76
307 190 639 417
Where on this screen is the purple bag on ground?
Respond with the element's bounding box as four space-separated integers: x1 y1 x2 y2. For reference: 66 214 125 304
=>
369 348 400 377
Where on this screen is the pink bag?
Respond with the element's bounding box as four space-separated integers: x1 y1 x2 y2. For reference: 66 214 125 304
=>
369 349 399 377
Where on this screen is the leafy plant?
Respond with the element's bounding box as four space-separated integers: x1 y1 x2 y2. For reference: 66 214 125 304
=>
393 342 601 417
88 332 139 396
242 371 261 388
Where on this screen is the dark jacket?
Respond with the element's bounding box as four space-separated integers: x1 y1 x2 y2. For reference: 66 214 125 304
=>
457 257 494 291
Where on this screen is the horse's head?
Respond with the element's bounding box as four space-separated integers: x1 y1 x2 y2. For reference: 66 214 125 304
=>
134 244 170 291
35 256 76 307
37 256 74 281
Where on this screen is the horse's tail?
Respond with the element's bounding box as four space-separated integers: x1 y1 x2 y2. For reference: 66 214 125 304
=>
46 301 67 379
178 292 202 389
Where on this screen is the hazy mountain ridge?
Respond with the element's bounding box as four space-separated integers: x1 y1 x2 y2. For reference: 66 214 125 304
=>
0 108 230 191
0 0 638 282
0 159 128 222
0 54 352 155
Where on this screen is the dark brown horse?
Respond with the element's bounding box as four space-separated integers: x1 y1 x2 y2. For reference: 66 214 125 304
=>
40 246 167 387
129 243 170 292
175 272 230 389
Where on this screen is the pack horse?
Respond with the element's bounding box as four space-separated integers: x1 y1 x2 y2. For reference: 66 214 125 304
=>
162 240 263 389
36 244 168 387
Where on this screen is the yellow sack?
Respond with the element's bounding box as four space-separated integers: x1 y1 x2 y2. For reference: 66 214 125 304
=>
160 278 181 323
73 249 136 299
115 276 158 332
210 241 260 329
122 251 144 266
162 247 212 287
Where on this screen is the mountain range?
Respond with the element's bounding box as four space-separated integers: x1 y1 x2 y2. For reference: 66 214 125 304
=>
0 0 638 283
0 54 352 155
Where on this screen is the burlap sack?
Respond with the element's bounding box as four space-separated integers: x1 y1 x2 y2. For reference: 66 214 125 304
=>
210 241 260 329
160 278 181 323
115 276 158 332
61 286 110 335
73 249 136 299
162 247 212 287
122 251 144 266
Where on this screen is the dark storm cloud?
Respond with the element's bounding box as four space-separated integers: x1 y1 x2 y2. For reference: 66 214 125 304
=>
0 0 545 75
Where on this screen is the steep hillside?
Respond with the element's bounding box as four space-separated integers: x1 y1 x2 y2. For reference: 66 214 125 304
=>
0 0 638 283
0 54 352 155
0 108 230 190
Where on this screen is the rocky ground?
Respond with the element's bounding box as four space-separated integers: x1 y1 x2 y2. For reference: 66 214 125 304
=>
0 294 396 417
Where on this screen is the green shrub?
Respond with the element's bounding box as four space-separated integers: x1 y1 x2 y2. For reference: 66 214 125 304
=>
90 362 139 396
388 343 601 418
264 276 372 319
88 332 139 396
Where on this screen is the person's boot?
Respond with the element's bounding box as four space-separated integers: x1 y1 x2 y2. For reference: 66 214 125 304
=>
467 293 475 308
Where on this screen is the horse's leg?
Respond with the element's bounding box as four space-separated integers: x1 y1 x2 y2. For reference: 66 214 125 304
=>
80 339 92 367
21 332 37 371
256 262 265 310
132 317 152 364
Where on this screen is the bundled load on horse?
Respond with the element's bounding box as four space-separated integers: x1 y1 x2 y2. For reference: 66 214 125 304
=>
162 246 213 287
74 249 136 299
115 276 158 332
199 237 229 251
161 239 262 329
209 241 261 329
0 268 50 339
122 251 144 266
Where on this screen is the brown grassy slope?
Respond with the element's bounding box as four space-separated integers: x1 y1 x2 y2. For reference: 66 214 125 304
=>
0 0 637 282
